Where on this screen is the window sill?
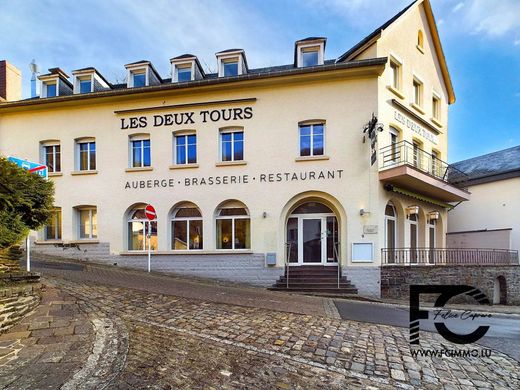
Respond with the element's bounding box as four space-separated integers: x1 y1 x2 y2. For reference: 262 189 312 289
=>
69 239 99 244
120 250 253 256
48 172 63 177
125 167 154 173
169 163 199 170
34 240 63 245
386 85 405 100
71 170 98 176
295 155 330 162
215 161 247 167
416 45 424 54
410 103 426 115
431 117 443 128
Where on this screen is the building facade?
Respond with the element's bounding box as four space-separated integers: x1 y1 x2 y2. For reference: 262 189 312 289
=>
448 145 520 252
0 0 468 297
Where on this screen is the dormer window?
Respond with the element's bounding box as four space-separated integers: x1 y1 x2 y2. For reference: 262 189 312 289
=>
132 71 146 87
295 37 326 68
79 77 92 93
216 49 248 78
72 68 111 94
125 61 161 88
38 68 73 98
223 59 238 77
302 47 319 67
45 82 57 97
176 65 192 82
170 55 205 83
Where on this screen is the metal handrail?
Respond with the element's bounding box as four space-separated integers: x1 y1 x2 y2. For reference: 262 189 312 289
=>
379 140 469 188
334 242 341 288
285 242 292 288
381 247 519 266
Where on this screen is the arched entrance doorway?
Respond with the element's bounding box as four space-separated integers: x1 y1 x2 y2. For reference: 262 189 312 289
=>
286 201 339 265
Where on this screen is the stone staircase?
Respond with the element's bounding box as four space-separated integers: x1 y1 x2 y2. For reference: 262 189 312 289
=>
269 265 358 293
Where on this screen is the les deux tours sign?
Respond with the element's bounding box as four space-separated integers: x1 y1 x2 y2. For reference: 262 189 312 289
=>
121 106 254 129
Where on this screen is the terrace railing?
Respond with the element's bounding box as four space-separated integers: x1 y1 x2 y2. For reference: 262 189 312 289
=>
382 247 519 266
379 141 469 188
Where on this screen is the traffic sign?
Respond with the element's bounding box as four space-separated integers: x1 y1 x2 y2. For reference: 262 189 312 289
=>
7 156 48 179
144 204 157 221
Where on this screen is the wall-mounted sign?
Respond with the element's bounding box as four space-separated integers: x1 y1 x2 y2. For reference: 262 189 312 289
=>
120 107 253 130
393 110 439 145
363 225 378 234
124 169 344 190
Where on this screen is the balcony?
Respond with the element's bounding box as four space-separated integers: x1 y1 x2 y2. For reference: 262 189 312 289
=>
381 248 519 266
379 141 470 202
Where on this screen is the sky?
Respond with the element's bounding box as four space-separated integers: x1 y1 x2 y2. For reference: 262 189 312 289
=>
0 0 519 162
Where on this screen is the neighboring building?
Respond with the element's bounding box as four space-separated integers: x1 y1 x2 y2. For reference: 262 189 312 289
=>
0 0 470 297
448 145 520 252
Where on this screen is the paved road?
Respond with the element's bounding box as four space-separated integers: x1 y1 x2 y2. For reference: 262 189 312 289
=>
334 299 520 361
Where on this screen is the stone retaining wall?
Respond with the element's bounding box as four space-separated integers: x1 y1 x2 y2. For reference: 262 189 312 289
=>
381 265 520 305
31 242 283 287
0 284 41 334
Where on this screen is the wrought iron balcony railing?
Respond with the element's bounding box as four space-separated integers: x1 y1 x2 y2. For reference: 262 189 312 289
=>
381 248 519 266
379 141 469 188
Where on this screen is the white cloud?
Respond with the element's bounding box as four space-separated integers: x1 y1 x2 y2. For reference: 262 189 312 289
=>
452 2 464 13
459 0 520 38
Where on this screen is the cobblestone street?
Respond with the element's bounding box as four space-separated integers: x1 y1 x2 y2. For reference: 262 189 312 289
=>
1 259 519 389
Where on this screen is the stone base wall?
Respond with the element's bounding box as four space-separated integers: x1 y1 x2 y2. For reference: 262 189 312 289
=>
0 284 41 334
31 243 283 287
345 266 381 298
0 246 23 274
381 265 520 305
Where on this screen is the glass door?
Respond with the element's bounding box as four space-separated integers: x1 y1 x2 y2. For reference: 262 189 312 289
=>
302 218 322 263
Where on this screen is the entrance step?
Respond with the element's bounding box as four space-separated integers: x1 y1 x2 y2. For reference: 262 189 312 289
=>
271 265 358 294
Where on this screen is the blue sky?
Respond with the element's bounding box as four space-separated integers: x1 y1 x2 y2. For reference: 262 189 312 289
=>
1 0 518 162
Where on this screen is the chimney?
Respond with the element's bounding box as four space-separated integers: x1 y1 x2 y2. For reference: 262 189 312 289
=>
0 60 22 102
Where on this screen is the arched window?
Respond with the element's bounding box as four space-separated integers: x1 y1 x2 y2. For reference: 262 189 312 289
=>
385 202 397 252
171 203 203 250
127 205 157 250
216 201 250 250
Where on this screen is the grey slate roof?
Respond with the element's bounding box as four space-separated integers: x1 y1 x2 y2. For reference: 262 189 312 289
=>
451 145 520 185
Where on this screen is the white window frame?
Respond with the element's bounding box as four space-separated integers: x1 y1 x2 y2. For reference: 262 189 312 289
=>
76 138 96 171
299 122 325 157
219 129 244 162
388 54 403 91
432 91 441 120
42 142 61 173
297 42 325 68
43 81 58 98
129 135 151 168
412 75 424 107
384 203 397 249
389 127 399 163
174 132 197 165
171 208 203 250
74 74 94 94
127 207 157 251
127 67 148 88
215 208 251 250
77 207 97 240
174 63 194 82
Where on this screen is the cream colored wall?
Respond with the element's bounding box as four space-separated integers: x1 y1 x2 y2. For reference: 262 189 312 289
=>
377 2 448 159
0 76 383 266
370 2 450 247
448 178 520 251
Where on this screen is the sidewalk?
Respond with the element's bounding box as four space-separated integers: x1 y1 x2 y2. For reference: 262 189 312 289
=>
0 285 94 389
